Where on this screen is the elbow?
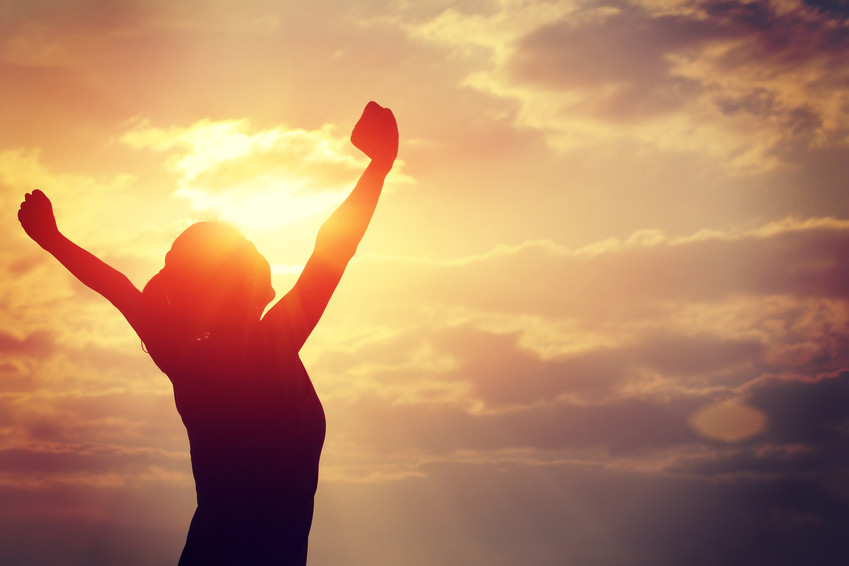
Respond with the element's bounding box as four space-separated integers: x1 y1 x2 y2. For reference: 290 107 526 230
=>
315 225 359 266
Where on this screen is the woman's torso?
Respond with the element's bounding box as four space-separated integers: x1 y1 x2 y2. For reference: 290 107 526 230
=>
151 327 326 564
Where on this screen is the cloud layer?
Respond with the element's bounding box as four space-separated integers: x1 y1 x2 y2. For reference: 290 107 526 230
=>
2 0 848 565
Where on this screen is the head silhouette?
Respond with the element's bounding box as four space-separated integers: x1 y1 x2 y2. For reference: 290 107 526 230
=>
143 222 275 336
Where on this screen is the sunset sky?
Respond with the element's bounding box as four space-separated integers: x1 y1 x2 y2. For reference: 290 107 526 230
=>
2 0 849 564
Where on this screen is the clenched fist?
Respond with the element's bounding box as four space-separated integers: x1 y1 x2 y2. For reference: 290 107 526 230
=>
351 101 398 169
18 189 60 249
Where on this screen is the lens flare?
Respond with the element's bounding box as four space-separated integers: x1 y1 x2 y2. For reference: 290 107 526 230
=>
688 401 768 443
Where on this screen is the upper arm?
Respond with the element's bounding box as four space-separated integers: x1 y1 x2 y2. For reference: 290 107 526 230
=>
99 275 186 365
101 275 147 336
260 252 348 352
86 269 163 348
257 111 394 350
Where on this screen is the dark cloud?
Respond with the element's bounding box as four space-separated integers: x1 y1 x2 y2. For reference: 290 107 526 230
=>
322 322 848 489
436 326 767 401
705 0 849 66
431 326 628 403
0 329 54 357
746 370 849 446
315 321 769 408
509 4 717 120
505 0 849 137
328 391 700 454
318 364 849 563
670 436 849 488
633 331 765 378
803 0 849 19
716 90 823 138
715 87 777 117
0 444 183 476
328 363 838 457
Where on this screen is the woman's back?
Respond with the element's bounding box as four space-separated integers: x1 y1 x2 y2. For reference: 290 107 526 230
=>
167 331 326 566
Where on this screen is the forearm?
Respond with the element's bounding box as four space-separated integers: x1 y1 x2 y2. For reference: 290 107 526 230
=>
314 160 390 263
41 232 135 301
19 189 142 322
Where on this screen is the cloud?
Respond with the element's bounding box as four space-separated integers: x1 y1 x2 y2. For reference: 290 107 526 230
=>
329 218 849 346
2 2 848 562
744 369 849 446
803 0 849 18
0 444 187 484
0 147 180 274
0 0 283 68
8 212 838 488
396 0 849 173
300 214 849 516
0 329 54 358
507 4 716 115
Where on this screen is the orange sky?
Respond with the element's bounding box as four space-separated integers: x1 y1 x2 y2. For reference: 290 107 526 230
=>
2 1 849 564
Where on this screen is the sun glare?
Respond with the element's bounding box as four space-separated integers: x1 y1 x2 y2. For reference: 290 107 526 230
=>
176 183 347 229
122 119 365 230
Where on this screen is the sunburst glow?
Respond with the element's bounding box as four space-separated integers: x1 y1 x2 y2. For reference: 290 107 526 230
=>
175 183 347 229
122 119 366 229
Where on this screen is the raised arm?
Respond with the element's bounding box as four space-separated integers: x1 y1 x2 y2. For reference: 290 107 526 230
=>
262 102 398 351
18 190 145 336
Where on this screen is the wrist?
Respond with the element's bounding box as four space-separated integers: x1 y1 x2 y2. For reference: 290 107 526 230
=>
369 157 394 175
37 228 64 252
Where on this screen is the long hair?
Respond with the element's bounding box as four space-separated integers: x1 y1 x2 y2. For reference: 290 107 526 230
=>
141 222 274 343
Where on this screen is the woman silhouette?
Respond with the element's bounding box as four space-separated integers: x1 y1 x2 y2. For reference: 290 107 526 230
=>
17 102 399 565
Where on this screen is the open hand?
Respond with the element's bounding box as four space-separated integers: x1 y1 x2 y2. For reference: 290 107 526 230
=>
18 189 60 248
351 101 398 169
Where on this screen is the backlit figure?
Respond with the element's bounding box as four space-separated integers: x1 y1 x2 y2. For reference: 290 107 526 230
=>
18 102 399 565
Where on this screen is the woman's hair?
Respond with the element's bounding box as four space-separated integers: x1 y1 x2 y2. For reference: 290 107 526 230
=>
142 222 274 339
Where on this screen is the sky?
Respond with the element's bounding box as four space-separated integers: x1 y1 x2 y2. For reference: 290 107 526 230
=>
2 0 849 564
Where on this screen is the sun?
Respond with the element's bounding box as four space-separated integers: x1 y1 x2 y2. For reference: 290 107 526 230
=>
122 118 365 230
176 182 347 230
